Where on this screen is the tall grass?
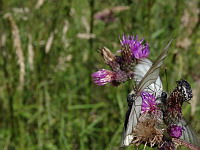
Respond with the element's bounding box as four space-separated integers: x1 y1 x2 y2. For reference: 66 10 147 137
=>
0 0 200 149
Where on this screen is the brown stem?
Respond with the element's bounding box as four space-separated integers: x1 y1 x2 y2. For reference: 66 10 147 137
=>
172 138 200 150
89 0 94 49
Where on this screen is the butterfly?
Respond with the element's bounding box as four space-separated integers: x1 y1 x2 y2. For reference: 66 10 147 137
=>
120 39 200 148
121 39 173 147
159 79 200 148
178 118 200 148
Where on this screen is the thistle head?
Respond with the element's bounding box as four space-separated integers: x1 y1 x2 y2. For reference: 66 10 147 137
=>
120 35 150 59
131 114 164 147
168 125 184 138
91 69 116 86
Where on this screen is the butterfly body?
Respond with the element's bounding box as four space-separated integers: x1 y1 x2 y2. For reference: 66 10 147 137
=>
124 92 136 130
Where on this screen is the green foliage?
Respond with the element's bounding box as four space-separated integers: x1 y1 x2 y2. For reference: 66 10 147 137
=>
0 0 200 149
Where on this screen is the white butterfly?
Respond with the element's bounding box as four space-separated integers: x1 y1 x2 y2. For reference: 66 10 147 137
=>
178 119 200 147
121 40 173 147
121 39 200 148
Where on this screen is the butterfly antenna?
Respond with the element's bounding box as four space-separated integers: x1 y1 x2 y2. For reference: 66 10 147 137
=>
165 68 169 92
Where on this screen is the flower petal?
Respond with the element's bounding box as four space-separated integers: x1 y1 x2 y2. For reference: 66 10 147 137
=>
120 35 150 59
141 92 157 113
91 69 116 86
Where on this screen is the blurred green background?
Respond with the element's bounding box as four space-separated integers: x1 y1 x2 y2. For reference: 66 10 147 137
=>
0 0 200 149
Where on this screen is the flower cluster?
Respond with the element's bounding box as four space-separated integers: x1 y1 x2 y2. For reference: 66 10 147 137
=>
139 89 191 150
140 92 184 128
91 35 150 86
91 36 197 150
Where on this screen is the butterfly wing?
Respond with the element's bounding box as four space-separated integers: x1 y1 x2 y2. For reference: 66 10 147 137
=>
121 40 173 147
134 58 163 97
178 118 200 147
121 94 142 146
135 39 173 96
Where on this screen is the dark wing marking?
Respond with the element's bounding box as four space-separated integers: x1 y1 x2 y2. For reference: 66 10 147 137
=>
136 39 173 96
121 95 142 146
178 118 200 147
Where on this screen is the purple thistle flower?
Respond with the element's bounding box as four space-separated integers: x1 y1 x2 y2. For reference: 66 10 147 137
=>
120 35 150 59
141 92 157 113
91 69 116 86
168 125 183 138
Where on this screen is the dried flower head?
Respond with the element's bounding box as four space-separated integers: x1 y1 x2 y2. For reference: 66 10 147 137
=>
99 47 121 72
120 35 150 59
131 114 163 147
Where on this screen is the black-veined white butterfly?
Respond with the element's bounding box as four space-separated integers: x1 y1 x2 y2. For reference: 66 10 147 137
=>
120 39 200 148
160 80 200 148
121 39 173 147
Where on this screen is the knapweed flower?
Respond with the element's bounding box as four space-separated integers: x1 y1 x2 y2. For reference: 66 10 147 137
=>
168 125 183 138
91 35 151 86
91 69 116 86
131 114 163 147
120 35 150 59
141 92 157 113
